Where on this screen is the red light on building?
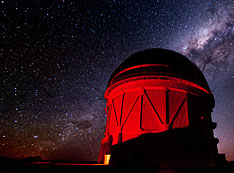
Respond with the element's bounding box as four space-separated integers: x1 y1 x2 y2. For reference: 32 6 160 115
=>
98 48 220 168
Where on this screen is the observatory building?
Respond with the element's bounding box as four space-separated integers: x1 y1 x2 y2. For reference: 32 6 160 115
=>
98 48 219 167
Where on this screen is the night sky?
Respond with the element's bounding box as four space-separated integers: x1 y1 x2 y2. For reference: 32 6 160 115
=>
1 0 234 161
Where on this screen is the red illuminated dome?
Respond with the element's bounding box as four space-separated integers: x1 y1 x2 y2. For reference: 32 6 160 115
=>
109 48 210 92
98 48 219 168
107 48 214 106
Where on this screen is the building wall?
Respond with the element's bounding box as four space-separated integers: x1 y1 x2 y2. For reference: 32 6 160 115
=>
99 77 218 167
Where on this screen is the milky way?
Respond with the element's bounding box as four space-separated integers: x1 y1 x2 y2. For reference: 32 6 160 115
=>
179 6 234 74
1 0 234 161
176 3 234 160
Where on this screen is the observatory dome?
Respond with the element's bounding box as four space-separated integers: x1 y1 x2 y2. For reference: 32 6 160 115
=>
99 48 218 167
108 48 210 92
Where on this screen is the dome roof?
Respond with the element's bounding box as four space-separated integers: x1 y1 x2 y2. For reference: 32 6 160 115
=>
108 48 211 92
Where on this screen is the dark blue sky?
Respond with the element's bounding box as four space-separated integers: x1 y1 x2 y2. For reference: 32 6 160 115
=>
1 0 234 161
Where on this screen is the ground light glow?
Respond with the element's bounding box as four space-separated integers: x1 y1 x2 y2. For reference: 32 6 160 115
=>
104 154 111 165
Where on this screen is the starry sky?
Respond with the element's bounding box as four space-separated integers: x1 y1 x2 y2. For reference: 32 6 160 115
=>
1 0 234 161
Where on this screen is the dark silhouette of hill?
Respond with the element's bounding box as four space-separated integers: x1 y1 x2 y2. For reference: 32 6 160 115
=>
0 156 43 168
0 155 234 172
